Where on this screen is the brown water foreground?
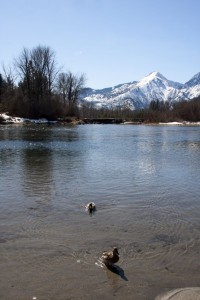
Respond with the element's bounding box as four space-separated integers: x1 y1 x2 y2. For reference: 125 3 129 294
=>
1 207 200 300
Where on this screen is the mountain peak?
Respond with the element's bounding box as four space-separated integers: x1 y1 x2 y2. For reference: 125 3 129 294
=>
142 71 167 81
137 71 168 87
185 72 200 87
149 71 163 76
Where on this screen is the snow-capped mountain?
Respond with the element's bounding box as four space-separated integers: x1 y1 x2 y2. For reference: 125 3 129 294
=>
81 71 200 110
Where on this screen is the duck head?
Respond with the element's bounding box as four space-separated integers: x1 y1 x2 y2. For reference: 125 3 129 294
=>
88 203 93 213
113 247 119 255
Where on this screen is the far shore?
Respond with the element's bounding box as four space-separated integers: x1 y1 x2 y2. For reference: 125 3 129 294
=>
0 113 200 126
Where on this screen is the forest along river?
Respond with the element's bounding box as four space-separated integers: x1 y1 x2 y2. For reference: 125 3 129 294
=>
0 124 200 300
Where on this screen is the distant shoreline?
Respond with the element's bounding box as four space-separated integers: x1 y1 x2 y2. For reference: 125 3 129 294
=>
0 113 200 126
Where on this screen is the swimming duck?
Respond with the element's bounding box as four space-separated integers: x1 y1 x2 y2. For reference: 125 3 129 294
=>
102 247 120 266
85 202 96 213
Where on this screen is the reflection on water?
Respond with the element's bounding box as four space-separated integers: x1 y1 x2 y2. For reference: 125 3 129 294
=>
0 124 200 300
22 148 54 196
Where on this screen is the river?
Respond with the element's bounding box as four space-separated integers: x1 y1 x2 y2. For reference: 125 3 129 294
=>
0 124 200 299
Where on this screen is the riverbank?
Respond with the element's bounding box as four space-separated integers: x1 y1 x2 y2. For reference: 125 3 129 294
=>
0 113 123 125
0 113 200 126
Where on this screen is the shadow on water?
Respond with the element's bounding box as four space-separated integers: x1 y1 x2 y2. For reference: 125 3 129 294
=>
106 264 128 281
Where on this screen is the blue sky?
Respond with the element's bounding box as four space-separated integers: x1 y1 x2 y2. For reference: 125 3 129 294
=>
1 0 200 89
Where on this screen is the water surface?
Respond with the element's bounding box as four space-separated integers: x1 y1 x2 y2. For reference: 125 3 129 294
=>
0 124 200 299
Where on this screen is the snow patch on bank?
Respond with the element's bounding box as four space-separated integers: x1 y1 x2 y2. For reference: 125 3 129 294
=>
0 113 56 124
159 121 200 125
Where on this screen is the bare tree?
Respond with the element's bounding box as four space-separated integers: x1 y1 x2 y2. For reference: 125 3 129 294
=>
57 71 86 116
57 72 68 105
2 64 16 91
15 45 58 118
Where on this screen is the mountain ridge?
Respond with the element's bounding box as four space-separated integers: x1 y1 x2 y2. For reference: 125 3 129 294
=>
81 71 200 110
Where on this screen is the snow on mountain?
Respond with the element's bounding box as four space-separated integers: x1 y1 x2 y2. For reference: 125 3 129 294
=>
81 71 200 110
184 72 200 88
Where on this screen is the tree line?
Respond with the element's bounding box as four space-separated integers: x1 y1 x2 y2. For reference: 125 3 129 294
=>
0 45 199 122
79 97 200 123
132 98 200 123
0 45 85 119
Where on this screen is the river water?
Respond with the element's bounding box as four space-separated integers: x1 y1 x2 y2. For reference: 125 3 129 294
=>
0 124 200 300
